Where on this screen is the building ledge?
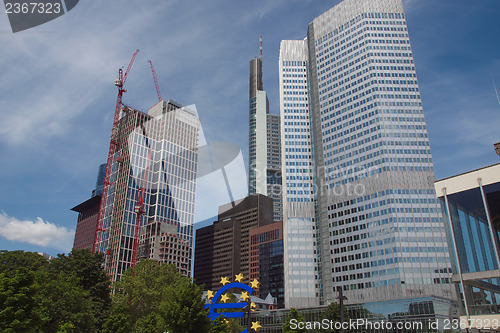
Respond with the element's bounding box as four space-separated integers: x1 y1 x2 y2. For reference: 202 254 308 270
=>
453 270 500 282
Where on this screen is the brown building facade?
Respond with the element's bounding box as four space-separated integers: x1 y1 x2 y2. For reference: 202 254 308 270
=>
194 194 273 290
71 195 101 250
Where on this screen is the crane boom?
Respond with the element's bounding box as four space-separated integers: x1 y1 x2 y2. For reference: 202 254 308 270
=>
94 49 140 254
123 49 139 85
148 60 163 102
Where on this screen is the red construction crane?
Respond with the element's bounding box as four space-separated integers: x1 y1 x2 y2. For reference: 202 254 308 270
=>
93 49 140 254
148 60 163 102
131 141 154 267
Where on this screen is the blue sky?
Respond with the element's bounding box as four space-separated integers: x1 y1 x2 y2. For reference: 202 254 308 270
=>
0 0 499 256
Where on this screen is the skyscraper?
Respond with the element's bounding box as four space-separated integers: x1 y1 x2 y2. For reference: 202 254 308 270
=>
249 41 283 222
280 0 455 309
96 99 200 281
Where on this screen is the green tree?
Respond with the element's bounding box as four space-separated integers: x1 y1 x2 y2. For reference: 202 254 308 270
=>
106 260 211 333
159 275 211 332
0 268 42 332
210 315 232 333
101 302 131 333
37 270 96 333
48 249 111 329
283 308 307 333
317 302 353 333
0 250 49 332
0 250 49 274
209 314 242 333
0 250 110 333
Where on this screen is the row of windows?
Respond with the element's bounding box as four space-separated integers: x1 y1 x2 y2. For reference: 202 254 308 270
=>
330 140 430 159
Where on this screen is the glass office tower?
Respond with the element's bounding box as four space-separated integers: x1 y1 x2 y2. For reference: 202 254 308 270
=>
280 40 319 307
280 0 455 308
97 100 200 281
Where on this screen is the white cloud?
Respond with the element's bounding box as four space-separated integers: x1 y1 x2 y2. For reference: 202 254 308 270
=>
0 211 74 251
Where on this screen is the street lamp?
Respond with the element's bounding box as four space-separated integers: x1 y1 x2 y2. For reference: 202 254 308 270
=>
337 287 348 333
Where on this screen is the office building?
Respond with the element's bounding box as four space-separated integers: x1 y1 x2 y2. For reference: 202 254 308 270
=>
194 194 273 291
249 46 283 222
249 221 285 308
96 99 200 281
280 0 455 308
72 164 107 250
435 163 500 329
72 195 101 250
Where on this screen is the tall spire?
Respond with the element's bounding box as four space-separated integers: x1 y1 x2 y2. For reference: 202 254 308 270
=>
259 35 263 88
259 35 263 61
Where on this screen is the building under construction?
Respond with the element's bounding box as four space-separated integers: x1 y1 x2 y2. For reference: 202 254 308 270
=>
92 52 200 281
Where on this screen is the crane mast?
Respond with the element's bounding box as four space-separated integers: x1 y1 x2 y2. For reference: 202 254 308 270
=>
93 49 139 254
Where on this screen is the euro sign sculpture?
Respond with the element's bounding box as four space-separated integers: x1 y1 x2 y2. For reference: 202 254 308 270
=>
205 282 254 333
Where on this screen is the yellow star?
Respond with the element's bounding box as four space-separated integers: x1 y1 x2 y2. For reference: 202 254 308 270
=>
235 273 244 282
250 279 260 289
251 302 257 309
241 291 250 302
251 321 262 331
220 276 230 286
206 290 214 300
220 293 230 303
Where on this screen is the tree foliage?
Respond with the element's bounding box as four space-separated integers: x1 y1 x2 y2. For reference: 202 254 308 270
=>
48 249 111 328
104 259 211 333
209 314 243 333
316 302 353 333
0 249 110 333
1 250 229 333
37 271 96 333
0 268 41 332
283 308 308 333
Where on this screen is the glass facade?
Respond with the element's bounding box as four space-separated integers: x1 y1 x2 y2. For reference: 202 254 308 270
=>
250 222 285 308
435 164 500 323
259 240 285 308
97 100 200 281
250 296 457 333
279 40 319 308
280 0 455 308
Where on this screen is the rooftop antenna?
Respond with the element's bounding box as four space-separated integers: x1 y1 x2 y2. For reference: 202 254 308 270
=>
259 34 263 61
260 35 263 89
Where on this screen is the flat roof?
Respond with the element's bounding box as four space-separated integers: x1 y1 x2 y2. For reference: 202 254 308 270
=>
434 163 500 198
71 195 101 213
